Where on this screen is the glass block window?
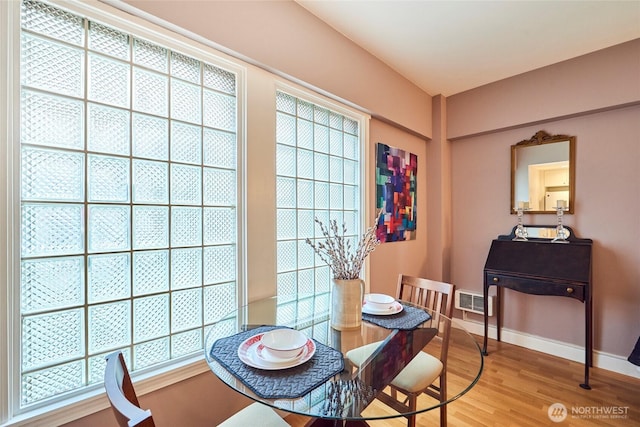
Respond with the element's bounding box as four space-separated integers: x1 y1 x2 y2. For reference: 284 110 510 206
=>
275 91 362 298
19 0 238 407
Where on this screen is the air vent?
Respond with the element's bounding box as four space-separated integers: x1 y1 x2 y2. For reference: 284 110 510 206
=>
455 290 494 316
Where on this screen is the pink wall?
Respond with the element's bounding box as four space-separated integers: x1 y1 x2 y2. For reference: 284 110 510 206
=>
426 96 453 282
123 0 432 138
450 106 640 356
63 372 254 427
447 39 640 139
368 119 429 296
447 38 640 357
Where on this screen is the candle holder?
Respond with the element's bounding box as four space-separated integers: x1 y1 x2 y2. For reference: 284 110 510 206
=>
513 206 529 241
552 205 569 243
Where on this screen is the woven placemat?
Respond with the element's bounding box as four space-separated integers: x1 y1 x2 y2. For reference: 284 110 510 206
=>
362 304 432 330
209 325 345 399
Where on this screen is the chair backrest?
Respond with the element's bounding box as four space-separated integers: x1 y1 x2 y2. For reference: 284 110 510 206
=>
104 351 156 427
396 275 454 318
396 275 455 362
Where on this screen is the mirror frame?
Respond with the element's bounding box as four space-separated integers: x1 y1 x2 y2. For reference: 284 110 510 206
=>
511 130 575 214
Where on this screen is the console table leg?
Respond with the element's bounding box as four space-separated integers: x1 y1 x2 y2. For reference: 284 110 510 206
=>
483 284 489 355
496 287 502 343
580 296 593 390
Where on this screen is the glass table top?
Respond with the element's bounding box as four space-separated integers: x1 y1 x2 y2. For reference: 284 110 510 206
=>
204 293 483 422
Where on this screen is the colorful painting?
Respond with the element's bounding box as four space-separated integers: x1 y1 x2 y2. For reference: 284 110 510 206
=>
375 143 417 242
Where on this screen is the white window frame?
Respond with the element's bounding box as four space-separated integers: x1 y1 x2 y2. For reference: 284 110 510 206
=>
273 82 372 298
1 0 247 424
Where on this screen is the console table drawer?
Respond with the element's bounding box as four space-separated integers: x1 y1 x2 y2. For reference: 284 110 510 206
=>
486 273 585 301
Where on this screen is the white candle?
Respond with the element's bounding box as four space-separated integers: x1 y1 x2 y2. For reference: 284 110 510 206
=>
523 201 529 210
518 201 524 209
557 200 567 209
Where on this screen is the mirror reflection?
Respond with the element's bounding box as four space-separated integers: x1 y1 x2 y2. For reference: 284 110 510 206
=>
511 131 575 214
525 225 571 239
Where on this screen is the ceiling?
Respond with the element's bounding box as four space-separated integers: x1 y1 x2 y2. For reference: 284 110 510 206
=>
296 1 640 96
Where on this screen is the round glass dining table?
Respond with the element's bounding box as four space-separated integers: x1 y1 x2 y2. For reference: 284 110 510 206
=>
204 292 483 426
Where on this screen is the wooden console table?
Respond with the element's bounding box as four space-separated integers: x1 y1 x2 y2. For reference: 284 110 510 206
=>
482 226 593 389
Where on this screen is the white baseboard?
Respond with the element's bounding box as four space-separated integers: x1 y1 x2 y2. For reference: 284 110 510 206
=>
457 318 640 380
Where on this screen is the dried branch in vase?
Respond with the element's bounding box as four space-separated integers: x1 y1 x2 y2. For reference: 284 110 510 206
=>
305 211 382 280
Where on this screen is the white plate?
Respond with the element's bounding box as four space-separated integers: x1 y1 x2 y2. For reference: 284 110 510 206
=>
259 345 304 363
362 300 404 315
237 332 316 370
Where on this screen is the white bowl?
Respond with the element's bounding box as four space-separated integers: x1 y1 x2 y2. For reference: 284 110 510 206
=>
260 329 307 359
364 293 396 310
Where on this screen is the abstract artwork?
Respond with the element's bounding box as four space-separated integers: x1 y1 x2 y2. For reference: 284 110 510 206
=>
375 143 417 242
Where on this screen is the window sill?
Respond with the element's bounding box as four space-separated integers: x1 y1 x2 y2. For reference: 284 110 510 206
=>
1 356 209 427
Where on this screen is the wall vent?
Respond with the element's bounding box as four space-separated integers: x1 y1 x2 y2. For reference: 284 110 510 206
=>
455 290 494 316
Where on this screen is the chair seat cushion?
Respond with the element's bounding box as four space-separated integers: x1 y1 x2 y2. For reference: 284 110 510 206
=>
391 352 443 393
218 402 289 427
345 341 383 367
346 341 443 393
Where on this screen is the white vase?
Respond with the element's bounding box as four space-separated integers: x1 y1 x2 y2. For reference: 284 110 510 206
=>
330 278 364 330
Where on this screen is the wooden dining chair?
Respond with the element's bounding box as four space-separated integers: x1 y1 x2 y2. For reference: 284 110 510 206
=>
346 274 454 427
104 351 155 427
104 351 289 427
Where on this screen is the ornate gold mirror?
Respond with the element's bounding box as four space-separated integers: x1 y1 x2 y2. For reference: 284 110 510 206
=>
511 131 575 214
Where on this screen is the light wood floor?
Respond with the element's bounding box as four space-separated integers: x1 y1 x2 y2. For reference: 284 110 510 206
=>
284 336 640 426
